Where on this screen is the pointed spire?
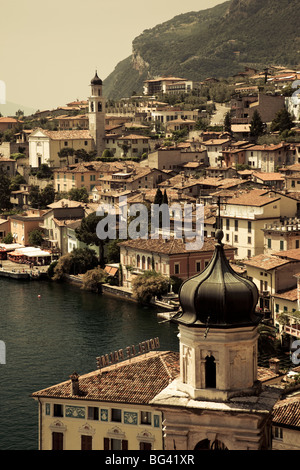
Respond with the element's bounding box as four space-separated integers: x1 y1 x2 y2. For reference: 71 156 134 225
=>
91 71 102 86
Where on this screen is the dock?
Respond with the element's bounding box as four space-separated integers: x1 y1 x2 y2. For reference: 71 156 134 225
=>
0 260 48 280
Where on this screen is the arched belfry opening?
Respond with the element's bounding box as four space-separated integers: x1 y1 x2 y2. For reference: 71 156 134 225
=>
194 439 228 451
205 355 216 388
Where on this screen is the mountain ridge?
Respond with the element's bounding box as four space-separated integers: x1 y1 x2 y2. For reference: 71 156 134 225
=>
103 0 300 99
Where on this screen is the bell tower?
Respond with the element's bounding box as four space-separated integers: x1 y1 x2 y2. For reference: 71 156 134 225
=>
88 71 106 158
151 229 281 450
176 229 261 401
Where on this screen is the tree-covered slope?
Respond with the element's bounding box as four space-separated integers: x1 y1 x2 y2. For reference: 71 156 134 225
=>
103 0 300 99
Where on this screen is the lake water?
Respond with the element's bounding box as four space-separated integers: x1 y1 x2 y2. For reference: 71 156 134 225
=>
0 278 179 450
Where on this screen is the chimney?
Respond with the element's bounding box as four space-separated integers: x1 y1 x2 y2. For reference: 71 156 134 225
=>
269 358 280 375
70 372 80 395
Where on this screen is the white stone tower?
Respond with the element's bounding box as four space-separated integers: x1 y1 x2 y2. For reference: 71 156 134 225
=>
151 229 281 450
88 71 106 158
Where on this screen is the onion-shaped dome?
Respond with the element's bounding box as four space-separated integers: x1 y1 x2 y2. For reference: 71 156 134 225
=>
175 229 261 328
91 71 102 86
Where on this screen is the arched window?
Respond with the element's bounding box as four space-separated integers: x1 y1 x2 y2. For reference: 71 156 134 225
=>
90 102 94 112
98 102 102 112
211 439 227 450
194 439 227 451
147 257 151 270
137 255 140 268
142 256 146 270
194 439 210 450
205 355 216 388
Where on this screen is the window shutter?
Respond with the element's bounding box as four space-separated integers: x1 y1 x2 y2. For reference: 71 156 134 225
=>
122 439 128 450
104 438 109 450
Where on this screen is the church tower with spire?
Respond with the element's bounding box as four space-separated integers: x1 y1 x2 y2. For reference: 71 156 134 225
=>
151 229 281 450
88 71 106 158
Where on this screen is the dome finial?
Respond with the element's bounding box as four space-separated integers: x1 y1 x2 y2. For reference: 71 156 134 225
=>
91 71 102 86
215 229 224 244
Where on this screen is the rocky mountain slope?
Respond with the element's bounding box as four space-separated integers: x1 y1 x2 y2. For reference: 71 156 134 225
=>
103 0 300 99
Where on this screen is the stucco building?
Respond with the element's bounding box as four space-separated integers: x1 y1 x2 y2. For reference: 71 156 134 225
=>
220 189 298 259
118 236 236 289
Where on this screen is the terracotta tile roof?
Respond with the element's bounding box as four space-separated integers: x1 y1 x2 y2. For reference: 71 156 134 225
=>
274 249 300 261
47 199 84 209
226 189 280 206
246 143 288 152
33 128 93 140
203 139 231 146
55 161 111 174
243 254 292 270
257 367 280 382
272 397 300 429
53 217 83 227
31 351 180 404
117 134 150 140
119 236 234 255
0 117 19 123
253 172 284 181
273 288 298 302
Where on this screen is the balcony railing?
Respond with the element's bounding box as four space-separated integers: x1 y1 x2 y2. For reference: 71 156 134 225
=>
284 325 300 339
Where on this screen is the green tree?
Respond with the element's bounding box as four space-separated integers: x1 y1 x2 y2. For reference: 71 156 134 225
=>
36 164 52 179
9 174 26 191
250 110 265 141
81 266 108 292
102 149 113 159
58 147 74 166
40 184 55 208
68 187 89 203
74 148 96 162
132 270 169 304
52 247 98 281
154 188 163 205
28 228 44 246
271 108 294 133
195 118 209 131
2 232 13 243
162 189 168 205
70 247 98 274
223 111 231 133
0 168 12 210
28 185 40 208
28 184 55 209
75 212 107 266
106 238 121 263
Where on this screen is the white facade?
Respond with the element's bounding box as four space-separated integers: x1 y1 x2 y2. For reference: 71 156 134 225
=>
88 73 106 158
29 129 51 167
202 139 231 167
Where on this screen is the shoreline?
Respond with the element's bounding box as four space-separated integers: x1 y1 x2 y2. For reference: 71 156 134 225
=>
0 260 179 313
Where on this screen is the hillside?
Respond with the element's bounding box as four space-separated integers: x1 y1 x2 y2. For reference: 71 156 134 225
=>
103 0 300 99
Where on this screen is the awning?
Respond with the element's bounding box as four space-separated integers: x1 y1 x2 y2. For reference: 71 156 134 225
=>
104 265 119 276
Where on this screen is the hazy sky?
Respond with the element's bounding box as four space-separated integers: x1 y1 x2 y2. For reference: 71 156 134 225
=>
0 0 224 112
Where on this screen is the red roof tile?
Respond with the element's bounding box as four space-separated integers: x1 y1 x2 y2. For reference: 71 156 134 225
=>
272 397 300 429
32 351 180 404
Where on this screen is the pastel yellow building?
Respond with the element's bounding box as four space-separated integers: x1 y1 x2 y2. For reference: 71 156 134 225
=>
31 350 178 450
54 162 104 194
9 209 45 245
29 128 94 168
220 189 298 259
